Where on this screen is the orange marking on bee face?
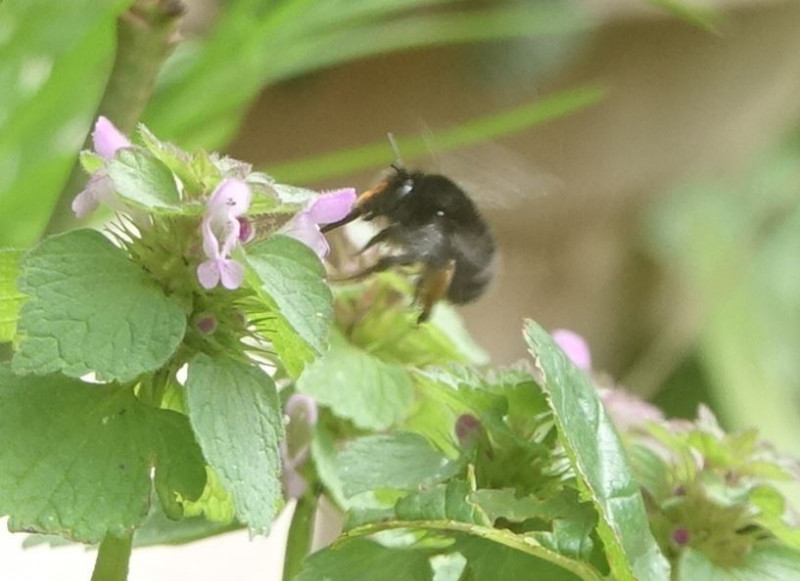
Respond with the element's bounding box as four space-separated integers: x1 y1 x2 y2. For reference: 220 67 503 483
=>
355 180 389 207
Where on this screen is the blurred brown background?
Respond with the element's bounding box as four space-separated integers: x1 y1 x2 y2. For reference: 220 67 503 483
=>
228 0 800 377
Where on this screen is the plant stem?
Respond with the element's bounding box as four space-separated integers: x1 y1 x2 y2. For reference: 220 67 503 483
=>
90 531 134 581
282 495 318 581
46 0 184 235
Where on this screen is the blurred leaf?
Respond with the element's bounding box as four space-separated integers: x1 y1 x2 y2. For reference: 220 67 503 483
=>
0 0 126 247
676 544 800 581
0 366 206 543
340 274 488 367
270 86 606 183
12 229 187 382
645 152 800 468
185 354 285 535
296 538 434 581
337 432 462 497
144 1 589 149
457 536 588 581
0 249 25 342
524 320 671 581
297 330 414 431
394 480 490 525
649 0 721 32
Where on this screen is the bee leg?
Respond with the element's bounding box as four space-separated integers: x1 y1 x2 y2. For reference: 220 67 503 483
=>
337 254 417 281
357 225 399 255
415 261 455 324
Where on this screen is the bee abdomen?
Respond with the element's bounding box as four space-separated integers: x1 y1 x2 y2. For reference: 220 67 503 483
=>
446 261 493 304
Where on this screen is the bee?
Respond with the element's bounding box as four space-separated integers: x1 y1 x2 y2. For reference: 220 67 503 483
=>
321 164 496 323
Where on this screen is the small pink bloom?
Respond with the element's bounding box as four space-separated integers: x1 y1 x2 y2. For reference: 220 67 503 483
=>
207 178 251 218
552 329 592 371
72 116 131 219
237 217 255 243
71 173 114 219
598 387 664 431
197 179 251 290
281 188 357 258
92 116 131 160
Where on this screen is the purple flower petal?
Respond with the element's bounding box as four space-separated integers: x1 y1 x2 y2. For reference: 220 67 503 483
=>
598 387 664 431
217 259 244 290
208 178 251 218
306 188 357 224
92 116 131 160
238 217 254 243
71 173 116 219
197 260 221 290
283 463 308 499
286 393 319 426
282 213 330 257
552 329 592 371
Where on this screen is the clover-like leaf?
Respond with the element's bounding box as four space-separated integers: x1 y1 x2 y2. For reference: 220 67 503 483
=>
0 366 206 543
524 319 670 581
185 354 284 534
12 229 187 382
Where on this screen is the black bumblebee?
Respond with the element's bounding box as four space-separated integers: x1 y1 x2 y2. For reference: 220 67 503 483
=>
322 165 496 323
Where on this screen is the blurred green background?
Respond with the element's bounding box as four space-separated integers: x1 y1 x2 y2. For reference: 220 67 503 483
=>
3 0 800 470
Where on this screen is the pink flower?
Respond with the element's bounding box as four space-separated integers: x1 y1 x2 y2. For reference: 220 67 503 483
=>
71 116 131 219
281 188 357 257
552 329 592 371
197 179 251 290
281 394 318 499
597 387 664 431
552 327 663 431
92 116 131 160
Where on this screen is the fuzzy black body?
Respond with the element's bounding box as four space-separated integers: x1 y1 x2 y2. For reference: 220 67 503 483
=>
323 167 496 321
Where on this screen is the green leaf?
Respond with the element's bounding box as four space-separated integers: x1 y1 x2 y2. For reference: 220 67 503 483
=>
106 147 183 212
469 488 584 524
457 536 586 581
0 249 25 342
677 544 800 581
338 432 462 497
523 319 670 581
185 354 284 534
180 467 235 524
341 274 488 367
295 538 434 581
13 229 187 382
137 124 207 196
244 235 333 376
395 480 490 525
297 330 413 431
0 366 206 543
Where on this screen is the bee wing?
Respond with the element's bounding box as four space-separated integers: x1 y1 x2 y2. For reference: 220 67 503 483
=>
429 141 562 210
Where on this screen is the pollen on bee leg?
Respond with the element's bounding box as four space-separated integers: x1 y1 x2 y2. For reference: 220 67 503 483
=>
415 260 455 323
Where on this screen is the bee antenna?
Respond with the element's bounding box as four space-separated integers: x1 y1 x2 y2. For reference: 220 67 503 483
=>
387 132 405 169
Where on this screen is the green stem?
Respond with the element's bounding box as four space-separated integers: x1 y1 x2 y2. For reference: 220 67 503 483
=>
282 495 318 581
46 0 184 235
90 531 134 581
341 520 604 581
